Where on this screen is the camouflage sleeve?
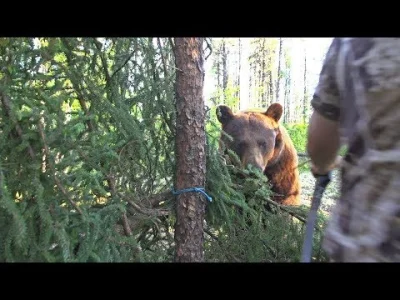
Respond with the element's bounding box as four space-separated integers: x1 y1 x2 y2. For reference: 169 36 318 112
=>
310 38 342 121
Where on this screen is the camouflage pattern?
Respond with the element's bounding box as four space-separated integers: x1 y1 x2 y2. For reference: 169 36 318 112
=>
311 38 400 262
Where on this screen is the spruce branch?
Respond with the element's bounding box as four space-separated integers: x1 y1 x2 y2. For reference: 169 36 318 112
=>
92 38 112 87
37 119 83 215
112 48 136 78
157 38 169 76
0 91 35 159
263 198 308 225
56 38 96 131
204 228 241 262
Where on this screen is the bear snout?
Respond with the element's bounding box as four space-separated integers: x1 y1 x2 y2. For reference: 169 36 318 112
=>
242 153 266 172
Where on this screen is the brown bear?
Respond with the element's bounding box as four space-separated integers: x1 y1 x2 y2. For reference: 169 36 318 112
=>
216 103 301 206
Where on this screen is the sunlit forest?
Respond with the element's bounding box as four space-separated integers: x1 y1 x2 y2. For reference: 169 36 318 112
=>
0 37 339 262
204 38 332 122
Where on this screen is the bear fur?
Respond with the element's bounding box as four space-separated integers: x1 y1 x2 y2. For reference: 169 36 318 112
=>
216 103 301 206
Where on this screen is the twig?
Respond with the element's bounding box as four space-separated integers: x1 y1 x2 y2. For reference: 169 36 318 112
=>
106 172 136 238
204 227 219 241
294 159 311 170
56 39 95 132
118 190 173 233
121 213 132 236
268 204 308 224
263 197 325 233
204 228 241 262
259 238 277 259
204 38 212 60
37 119 83 215
157 38 169 76
0 162 4 198
93 38 112 86
168 38 175 51
112 47 136 78
124 196 170 217
297 153 309 157
229 180 319 230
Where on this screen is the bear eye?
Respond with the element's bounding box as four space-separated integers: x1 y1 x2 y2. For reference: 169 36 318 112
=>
258 140 267 151
237 141 247 155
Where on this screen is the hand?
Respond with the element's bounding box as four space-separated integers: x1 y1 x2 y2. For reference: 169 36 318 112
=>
311 165 332 177
311 156 342 177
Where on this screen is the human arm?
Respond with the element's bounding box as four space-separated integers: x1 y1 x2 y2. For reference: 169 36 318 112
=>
307 110 340 175
307 38 342 176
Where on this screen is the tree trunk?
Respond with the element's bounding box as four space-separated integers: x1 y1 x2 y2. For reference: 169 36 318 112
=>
261 39 266 105
216 50 220 89
268 55 273 106
283 45 291 123
303 48 307 123
276 38 282 103
249 61 252 107
173 38 207 262
258 46 263 106
222 39 228 102
237 38 241 103
284 74 291 123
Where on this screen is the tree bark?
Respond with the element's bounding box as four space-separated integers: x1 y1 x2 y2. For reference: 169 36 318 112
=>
173 38 207 262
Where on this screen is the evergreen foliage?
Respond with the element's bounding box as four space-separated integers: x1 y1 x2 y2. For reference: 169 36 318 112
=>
0 37 330 262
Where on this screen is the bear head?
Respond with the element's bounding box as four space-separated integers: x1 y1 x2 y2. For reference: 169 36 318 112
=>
216 103 285 173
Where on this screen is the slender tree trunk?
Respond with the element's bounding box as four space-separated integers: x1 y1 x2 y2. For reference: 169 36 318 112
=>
249 61 252 107
222 40 228 102
303 49 307 123
258 52 262 106
217 52 220 88
284 73 291 123
237 38 241 104
261 39 266 105
283 45 291 123
173 38 207 262
276 38 282 103
268 55 273 106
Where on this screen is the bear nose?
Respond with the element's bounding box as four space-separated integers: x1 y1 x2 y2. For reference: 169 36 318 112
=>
242 154 265 172
246 162 264 171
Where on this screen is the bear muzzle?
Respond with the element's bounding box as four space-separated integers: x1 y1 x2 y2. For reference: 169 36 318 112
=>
242 153 266 172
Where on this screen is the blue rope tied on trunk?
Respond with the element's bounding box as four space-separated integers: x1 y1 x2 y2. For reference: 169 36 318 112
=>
171 186 212 202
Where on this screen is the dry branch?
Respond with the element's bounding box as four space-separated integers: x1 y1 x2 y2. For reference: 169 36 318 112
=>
122 213 133 236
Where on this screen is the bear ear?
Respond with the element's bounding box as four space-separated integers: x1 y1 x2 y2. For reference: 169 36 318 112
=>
216 105 234 125
265 103 283 122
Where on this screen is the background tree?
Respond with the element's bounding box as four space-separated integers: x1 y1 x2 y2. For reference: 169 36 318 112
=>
207 38 331 123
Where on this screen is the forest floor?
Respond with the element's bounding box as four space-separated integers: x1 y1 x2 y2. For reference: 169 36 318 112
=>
299 168 341 214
